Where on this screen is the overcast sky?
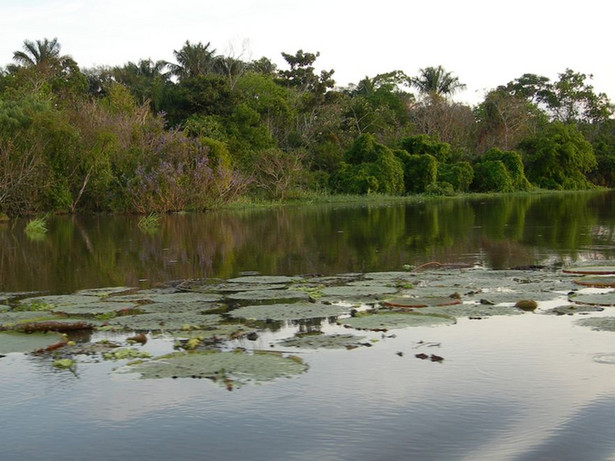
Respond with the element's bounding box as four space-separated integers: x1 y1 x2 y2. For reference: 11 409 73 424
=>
1 0 613 105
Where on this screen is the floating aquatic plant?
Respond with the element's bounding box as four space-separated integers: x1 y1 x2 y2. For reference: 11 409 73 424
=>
338 311 455 331
229 302 349 322
137 213 161 233
24 216 48 238
120 349 308 388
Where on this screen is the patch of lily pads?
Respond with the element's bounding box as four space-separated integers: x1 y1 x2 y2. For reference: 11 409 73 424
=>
119 349 308 387
229 302 350 322
338 311 455 331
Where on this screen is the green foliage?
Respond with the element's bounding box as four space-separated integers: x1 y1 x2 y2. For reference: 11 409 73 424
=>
519 122 596 190
425 181 455 196
395 150 437 193
482 148 531 191
400 134 451 162
137 213 161 233
25 216 48 236
471 160 514 192
331 134 404 195
437 162 474 192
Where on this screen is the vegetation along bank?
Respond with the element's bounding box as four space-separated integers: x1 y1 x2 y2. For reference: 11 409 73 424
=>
1 38 614 216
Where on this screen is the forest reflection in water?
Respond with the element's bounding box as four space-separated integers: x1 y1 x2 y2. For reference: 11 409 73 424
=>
1 191 615 293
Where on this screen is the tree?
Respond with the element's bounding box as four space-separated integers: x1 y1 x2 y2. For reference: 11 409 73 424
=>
111 59 170 111
519 122 597 190
277 50 334 95
12 38 62 69
475 89 544 152
501 70 613 124
168 40 216 79
411 65 466 99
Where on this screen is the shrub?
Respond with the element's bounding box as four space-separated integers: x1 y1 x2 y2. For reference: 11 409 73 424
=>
395 150 437 193
437 161 474 192
471 160 513 192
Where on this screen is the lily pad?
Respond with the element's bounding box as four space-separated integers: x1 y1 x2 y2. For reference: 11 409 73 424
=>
19 294 102 307
573 276 615 288
466 290 560 305
137 301 225 314
227 275 299 284
52 301 140 316
338 311 455 331
0 311 63 328
0 331 64 354
563 266 615 275
569 292 615 307
279 333 366 349
542 305 605 316
416 303 524 318
225 290 310 306
121 350 308 387
105 313 223 331
576 317 615 332
383 296 461 308
320 285 398 299
229 302 349 321
363 271 417 282
76 287 135 297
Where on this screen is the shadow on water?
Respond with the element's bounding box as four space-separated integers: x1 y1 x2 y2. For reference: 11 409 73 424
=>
1 191 615 292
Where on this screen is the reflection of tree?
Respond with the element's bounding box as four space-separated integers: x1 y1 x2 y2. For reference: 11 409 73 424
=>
2 192 615 292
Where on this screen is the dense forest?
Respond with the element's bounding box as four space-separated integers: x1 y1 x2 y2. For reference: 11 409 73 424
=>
1 37 614 216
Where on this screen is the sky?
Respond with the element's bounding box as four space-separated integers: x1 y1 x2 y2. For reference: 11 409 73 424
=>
1 0 613 106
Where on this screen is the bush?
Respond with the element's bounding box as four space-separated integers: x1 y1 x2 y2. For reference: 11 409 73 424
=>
437 161 474 192
482 148 531 191
471 160 513 192
425 181 455 196
395 150 437 193
330 134 404 195
400 134 451 162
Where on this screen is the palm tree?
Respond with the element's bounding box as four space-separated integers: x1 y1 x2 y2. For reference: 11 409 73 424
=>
13 38 62 68
411 65 466 99
168 40 216 79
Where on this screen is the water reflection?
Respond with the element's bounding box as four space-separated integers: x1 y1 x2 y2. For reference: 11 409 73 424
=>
1 191 615 293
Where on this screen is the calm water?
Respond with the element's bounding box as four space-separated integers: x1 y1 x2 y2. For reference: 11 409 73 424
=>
2 192 615 460
2 191 615 293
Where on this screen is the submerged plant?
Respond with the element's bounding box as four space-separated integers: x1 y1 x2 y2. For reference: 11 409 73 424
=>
137 213 161 233
24 216 48 239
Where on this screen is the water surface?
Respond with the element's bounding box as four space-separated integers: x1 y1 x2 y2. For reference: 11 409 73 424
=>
2 191 615 460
